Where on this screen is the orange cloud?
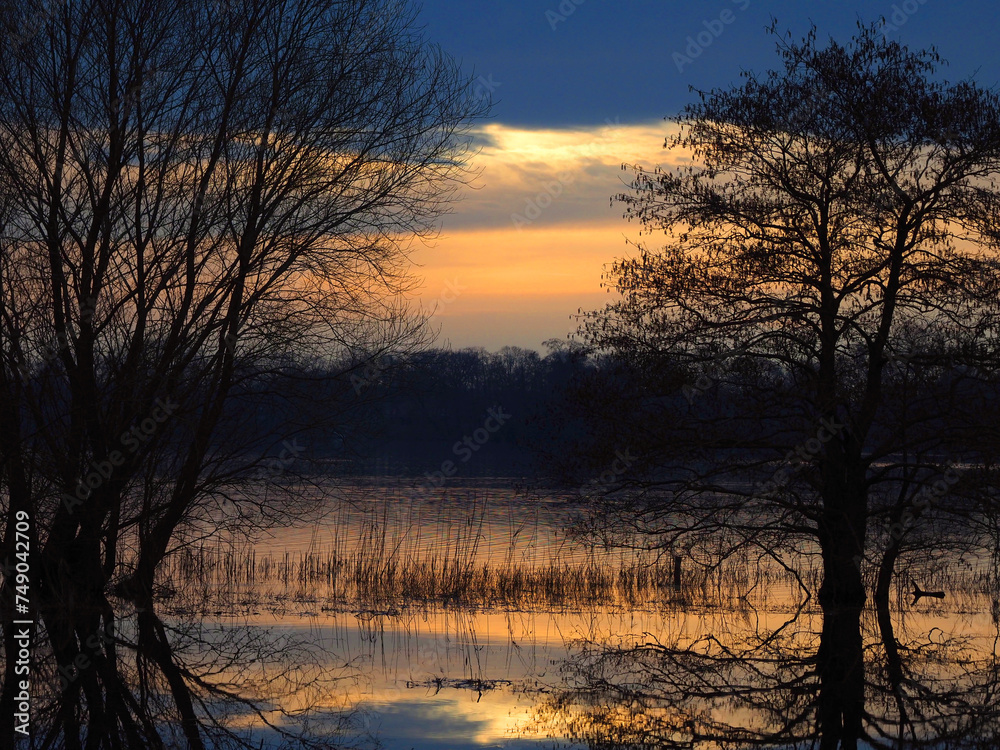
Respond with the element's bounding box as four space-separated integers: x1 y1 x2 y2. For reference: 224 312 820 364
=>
409 122 684 350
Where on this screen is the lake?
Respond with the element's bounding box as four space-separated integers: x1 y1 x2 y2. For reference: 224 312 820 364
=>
153 477 1000 749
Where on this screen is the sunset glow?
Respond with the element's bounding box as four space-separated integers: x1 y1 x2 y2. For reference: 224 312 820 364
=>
413 122 681 349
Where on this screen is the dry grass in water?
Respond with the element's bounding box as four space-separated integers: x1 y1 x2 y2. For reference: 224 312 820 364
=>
153 490 998 617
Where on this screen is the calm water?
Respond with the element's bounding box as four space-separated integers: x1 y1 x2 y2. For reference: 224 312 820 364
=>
232 477 588 563
163 478 1000 749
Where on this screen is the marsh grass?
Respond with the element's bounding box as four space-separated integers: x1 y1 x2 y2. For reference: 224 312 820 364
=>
158 490 812 613
155 488 998 616
163 545 738 611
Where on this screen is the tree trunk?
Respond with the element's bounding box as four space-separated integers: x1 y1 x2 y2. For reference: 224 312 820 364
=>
817 501 867 608
817 603 865 749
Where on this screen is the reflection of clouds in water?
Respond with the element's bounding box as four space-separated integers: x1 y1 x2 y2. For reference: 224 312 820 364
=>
284 605 694 747
532 600 1000 748
158 483 1000 747
77 564 1000 749
362 695 553 749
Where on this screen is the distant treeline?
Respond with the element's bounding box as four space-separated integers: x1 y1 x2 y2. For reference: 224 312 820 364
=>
235 339 1000 486
344 342 594 477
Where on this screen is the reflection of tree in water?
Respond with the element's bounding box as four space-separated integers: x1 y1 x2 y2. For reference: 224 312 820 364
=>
535 597 1000 749
28 601 362 749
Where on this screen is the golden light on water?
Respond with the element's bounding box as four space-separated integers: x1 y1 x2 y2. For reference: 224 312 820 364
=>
188 599 1000 747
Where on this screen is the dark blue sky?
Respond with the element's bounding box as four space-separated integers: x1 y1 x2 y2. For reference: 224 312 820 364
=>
417 0 1000 128
412 1 1000 351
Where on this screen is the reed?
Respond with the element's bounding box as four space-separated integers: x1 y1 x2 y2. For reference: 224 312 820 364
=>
160 544 764 611
153 488 995 615
158 528 806 614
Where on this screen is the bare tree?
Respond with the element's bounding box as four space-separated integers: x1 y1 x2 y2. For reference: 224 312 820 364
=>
578 22 1000 612
0 0 486 745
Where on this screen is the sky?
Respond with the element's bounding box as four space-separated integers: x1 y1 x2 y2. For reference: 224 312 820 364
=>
409 0 1000 352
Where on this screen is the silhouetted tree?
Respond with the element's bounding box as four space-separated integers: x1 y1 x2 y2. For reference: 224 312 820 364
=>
0 0 485 745
579 23 1000 614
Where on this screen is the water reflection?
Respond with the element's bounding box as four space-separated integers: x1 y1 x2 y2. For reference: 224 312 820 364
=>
16 481 1000 748
533 598 1000 749
19 589 1000 748
19 601 358 749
